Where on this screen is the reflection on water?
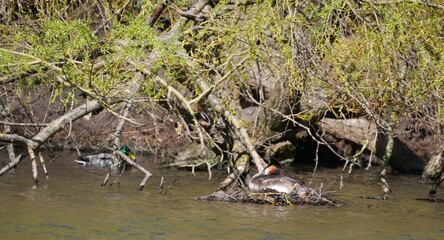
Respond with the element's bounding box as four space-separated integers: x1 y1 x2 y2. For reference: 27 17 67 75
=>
0 151 443 239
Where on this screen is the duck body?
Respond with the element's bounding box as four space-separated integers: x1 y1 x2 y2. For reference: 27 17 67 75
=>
75 153 119 168
75 145 135 168
248 165 307 195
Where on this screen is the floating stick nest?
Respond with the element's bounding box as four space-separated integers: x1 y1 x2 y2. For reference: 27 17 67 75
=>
197 187 339 207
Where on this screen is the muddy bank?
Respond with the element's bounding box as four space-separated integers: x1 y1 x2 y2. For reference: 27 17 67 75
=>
6 92 182 155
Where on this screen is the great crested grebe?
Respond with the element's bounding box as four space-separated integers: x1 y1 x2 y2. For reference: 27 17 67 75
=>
75 145 136 168
248 165 307 195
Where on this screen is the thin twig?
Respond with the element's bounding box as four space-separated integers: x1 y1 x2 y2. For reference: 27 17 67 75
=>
164 179 177 195
159 176 165 194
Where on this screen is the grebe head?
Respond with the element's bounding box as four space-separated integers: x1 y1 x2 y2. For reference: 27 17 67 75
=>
262 164 280 176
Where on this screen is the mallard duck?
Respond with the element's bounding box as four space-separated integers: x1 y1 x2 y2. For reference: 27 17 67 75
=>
75 145 136 168
249 164 307 195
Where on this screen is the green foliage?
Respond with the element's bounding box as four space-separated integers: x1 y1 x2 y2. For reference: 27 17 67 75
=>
1 2 163 102
1 0 443 130
317 2 444 125
35 19 96 60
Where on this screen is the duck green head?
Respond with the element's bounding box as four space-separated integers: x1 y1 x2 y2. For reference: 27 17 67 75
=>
120 145 136 160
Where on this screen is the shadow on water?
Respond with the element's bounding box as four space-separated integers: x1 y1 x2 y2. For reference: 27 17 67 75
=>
0 150 443 239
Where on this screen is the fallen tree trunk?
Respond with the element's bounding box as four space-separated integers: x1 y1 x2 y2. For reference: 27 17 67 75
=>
319 117 425 173
320 118 378 151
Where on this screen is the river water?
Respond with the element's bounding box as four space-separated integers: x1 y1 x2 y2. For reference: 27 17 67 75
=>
0 150 443 239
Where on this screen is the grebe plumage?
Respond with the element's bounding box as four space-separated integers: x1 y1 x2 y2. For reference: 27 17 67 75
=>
248 165 306 195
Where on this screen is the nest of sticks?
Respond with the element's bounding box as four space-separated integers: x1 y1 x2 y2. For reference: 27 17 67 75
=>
197 186 339 207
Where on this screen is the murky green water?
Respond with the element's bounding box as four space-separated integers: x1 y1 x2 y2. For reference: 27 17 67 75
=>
0 151 443 239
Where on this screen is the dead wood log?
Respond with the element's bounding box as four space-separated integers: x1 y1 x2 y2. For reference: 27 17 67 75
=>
319 117 425 173
320 118 378 151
